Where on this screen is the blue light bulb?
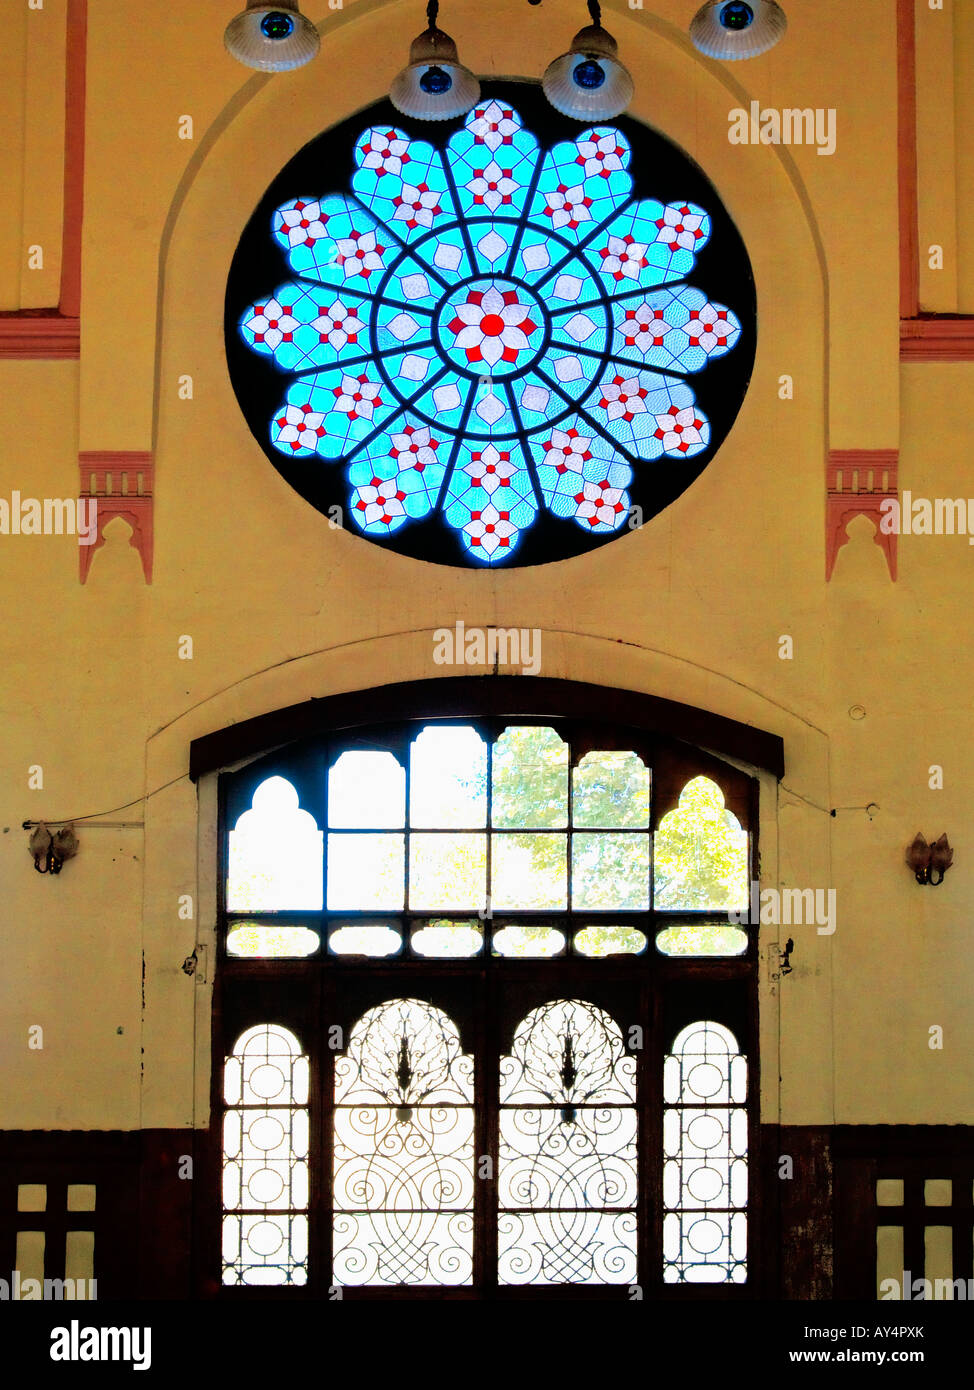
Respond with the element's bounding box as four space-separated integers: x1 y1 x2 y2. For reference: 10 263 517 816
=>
720 1 754 29
572 59 606 90
260 11 295 40
419 65 453 95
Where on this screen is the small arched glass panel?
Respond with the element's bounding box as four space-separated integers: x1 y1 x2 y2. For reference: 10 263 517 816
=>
409 725 487 827
653 776 748 911
492 726 569 828
574 925 647 957
223 1024 310 1286
333 999 474 1286
499 999 637 1284
227 776 323 911
572 750 650 828
655 924 748 957
663 1020 747 1284
327 750 405 828
328 924 403 957
492 925 567 957
226 923 321 958
411 920 484 957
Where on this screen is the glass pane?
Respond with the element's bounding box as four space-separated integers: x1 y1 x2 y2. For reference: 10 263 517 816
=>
227 776 323 911
412 921 484 957
654 776 749 911
327 833 404 909
655 924 748 957
492 926 566 957
572 750 649 828
663 1020 748 1286
409 833 487 910
227 924 321 958
329 925 402 957
492 833 567 910
499 1000 637 1285
328 750 405 828
223 1023 310 1287
574 925 647 957
571 833 649 909
491 726 568 828
410 725 487 827
334 1000 474 1286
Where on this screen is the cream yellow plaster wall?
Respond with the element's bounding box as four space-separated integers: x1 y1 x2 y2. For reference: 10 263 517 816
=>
0 0 971 1136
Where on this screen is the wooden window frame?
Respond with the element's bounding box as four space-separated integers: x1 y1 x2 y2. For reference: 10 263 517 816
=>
194 680 778 1300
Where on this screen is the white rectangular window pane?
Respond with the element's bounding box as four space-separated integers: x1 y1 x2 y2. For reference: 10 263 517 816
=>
327 834 404 909
409 834 487 910
572 833 649 909
492 833 567 909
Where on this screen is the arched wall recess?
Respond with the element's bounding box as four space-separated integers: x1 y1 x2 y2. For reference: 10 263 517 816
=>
148 0 828 581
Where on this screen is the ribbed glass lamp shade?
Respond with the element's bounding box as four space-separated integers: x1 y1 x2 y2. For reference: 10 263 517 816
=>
542 24 634 121
224 0 320 72
690 0 787 60
389 26 481 120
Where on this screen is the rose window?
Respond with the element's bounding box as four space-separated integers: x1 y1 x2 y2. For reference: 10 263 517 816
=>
227 85 754 567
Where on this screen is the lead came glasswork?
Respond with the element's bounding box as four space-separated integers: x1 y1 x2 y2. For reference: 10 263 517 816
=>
663 1020 748 1283
223 1024 310 1286
233 96 749 566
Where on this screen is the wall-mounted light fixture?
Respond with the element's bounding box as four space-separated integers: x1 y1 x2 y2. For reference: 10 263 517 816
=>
690 0 787 61
906 833 954 886
28 822 79 875
224 0 320 72
390 1 481 121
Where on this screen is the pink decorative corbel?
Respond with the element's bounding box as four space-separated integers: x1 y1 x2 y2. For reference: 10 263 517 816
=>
826 450 898 581
78 452 154 583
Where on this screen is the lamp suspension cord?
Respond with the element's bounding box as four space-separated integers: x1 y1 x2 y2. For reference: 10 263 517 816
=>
427 0 439 28
587 0 602 26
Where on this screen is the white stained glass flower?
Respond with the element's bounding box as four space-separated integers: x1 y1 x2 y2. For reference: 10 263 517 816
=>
240 100 744 565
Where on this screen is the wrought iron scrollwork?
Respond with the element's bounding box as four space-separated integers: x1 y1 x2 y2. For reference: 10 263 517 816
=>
498 999 638 1285
333 998 474 1286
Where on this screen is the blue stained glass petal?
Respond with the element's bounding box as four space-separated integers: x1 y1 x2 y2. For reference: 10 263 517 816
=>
528 129 632 244
465 379 519 439
611 286 741 373
270 368 400 460
409 223 477 285
401 371 473 438
352 126 455 243
240 284 371 374
593 200 712 291
273 194 400 285
373 345 440 396
447 99 540 221
372 298 435 356
584 374 710 459
443 439 538 564
346 417 447 524
531 421 631 533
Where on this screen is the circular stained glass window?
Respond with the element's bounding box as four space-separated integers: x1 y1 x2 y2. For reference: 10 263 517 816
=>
226 83 755 568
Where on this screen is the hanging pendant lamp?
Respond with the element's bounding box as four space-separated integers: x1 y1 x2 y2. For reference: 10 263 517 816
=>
389 1 481 121
224 0 320 72
542 0 634 122
690 1 787 61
